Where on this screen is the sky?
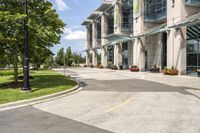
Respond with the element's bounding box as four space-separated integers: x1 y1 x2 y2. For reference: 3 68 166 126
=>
49 0 101 55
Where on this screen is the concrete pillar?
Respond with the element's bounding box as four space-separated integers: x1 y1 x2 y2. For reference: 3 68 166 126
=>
114 44 122 68
133 38 145 71
101 13 108 67
86 51 90 66
114 1 122 68
86 26 91 66
133 0 145 71
92 22 97 66
167 0 187 75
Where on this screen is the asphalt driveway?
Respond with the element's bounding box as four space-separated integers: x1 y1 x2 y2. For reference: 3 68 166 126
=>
1 68 200 133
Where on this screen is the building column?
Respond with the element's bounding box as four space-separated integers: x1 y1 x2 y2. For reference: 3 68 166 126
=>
133 38 145 71
167 0 187 75
86 26 90 66
92 22 98 66
101 13 108 68
133 0 145 71
86 51 90 66
114 1 122 68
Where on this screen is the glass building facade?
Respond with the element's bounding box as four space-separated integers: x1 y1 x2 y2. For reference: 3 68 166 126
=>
107 8 114 35
144 0 166 22
187 25 200 75
121 0 133 32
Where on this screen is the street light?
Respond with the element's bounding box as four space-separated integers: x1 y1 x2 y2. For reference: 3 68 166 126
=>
22 0 31 91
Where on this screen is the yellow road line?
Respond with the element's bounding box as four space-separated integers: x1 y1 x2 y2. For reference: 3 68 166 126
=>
105 97 133 113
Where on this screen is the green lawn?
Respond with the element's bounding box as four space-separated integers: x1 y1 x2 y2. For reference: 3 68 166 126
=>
0 70 77 104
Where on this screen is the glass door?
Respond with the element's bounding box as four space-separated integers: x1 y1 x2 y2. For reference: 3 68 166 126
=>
187 25 200 75
122 43 129 69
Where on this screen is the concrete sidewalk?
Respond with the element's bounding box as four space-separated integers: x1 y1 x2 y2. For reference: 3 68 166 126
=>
55 67 200 89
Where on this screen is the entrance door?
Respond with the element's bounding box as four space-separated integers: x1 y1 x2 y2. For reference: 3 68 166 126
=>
122 43 129 69
162 32 167 69
187 25 200 75
107 45 114 67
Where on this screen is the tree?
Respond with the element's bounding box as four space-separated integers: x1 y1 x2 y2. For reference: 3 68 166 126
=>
55 48 64 66
0 0 65 82
73 52 85 65
65 47 73 66
44 55 55 69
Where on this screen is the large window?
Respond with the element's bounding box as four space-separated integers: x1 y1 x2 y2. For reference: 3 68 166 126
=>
187 25 200 75
89 25 93 48
108 45 114 66
107 8 114 35
122 43 129 69
144 0 166 22
97 21 101 44
121 0 133 32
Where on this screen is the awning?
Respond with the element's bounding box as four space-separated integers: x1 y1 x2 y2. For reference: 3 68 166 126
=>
104 33 133 45
168 12 200 29
87 11 102 20
82 46 102 52
96 3 112 12
81 19 92 25
135 23 167 38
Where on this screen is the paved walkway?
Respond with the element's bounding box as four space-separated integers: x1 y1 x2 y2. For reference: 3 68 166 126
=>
1 67 200 133
56 67 200 88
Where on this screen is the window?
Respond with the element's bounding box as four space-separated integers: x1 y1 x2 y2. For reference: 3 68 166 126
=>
144 0 166 21
122 0 133 32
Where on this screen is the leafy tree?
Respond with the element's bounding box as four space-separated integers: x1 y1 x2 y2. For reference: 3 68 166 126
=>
0 0 65 82
44 55 55 69
55 48 64 66
73 52 85 65
65 47 73 66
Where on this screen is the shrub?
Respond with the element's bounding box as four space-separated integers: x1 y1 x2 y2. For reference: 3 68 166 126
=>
129 65 139 72
163 66 178 75
0 70 23 76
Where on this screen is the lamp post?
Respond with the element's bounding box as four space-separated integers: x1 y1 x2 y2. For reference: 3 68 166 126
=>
22 0 31 91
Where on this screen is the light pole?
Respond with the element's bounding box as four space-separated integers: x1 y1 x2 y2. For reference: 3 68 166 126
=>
22 0 31 91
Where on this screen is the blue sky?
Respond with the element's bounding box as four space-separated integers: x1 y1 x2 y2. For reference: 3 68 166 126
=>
49 0 101 55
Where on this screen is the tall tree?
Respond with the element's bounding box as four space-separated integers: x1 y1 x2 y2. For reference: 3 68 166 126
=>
0 0 65 82
55 48 64 66
65 47 73 66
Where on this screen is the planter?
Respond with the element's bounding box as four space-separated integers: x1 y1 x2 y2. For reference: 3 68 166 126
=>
111 65 118 70
197 69 200 77
129 68 139 72
97 65 104 69
90 65 94 68
163 69 178 75
150 68 160 73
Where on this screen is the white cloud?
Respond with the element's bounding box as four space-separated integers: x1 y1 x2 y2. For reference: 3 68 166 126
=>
55 0 70 11
63 26 86 40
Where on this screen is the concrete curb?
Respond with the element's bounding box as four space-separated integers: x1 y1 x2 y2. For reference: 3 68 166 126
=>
0 79 83 112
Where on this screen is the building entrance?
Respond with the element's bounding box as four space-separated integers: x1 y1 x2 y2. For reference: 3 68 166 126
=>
187 25 200 75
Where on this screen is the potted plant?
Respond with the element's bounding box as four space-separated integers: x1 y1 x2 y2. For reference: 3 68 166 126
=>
90 64 94 68
163 66 178 75
97 64 104 69
83 64 87 67
150 64 160 73
129 65 139 72
197 69 200 77
111 65 118 70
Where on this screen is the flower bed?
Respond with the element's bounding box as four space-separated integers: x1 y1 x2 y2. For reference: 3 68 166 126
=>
129 65 139 72
163 67 178 75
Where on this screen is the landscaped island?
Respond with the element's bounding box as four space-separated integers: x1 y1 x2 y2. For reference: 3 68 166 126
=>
0 70 77 104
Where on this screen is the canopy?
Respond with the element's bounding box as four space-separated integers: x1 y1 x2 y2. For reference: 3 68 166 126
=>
104 33 133 45
168 12 200 29
135 23 167 38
